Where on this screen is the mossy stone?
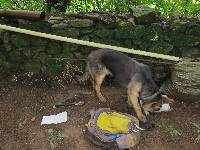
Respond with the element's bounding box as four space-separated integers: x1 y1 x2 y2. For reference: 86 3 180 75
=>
171 21 188 34
129 5 159 25
115 23 145 39
80 28 94 35
94 29 115 38
144 23 164 41
11 34 31 48
51 28 80 37
30 37 48 46
67 19 93 28
169 33 200 47
62 43 79 56
187 24 200 36
24 60 42 73
47 42 63 55
96 22 117 29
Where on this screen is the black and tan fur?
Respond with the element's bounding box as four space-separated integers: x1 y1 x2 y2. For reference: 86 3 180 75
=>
79 49 174 123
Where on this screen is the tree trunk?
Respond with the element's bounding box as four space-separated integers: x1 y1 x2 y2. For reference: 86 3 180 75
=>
161 59 200 102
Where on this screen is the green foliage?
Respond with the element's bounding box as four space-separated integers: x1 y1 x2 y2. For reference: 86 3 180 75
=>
192 123 200 141
0 0 199 18
47 128 67 149
0 0 12 9
0 0 45 11
159 124 181 138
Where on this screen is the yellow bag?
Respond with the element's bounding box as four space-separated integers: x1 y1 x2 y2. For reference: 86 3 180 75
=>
97 112 132 134
86 108 142 150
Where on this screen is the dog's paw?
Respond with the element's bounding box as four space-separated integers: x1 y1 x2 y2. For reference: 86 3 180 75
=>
99 96 107 102
139 121 155 131
138 114 147 123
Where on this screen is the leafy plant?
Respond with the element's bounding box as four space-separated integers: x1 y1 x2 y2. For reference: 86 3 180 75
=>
159 124 181 138
0 0 45 11
48 128 67 149
0 0 199 18
192 123 200 141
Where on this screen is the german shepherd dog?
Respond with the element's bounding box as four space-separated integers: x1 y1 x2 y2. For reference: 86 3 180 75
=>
79 49 174 124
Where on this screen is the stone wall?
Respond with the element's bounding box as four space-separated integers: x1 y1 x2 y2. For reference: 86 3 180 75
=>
0 8 199 84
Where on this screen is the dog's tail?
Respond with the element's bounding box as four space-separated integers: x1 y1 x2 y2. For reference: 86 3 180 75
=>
77 72 90 83
76 63 90 83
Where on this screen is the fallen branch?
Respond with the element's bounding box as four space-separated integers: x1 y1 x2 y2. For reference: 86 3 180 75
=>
0 9 46 20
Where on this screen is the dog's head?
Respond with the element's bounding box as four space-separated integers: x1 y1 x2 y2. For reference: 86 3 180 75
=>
141 92 175 114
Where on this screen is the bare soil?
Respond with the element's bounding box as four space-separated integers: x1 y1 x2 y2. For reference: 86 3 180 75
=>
0 82 200 150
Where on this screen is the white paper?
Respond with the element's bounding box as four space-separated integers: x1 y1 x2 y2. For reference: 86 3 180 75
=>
156 104 171 112
41 111 67 125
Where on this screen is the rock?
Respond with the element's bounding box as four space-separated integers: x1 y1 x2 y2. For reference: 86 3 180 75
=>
49 16 64 21
169 33 200 47
8 50 23 64
78 46 94 55
0 29 4 41
11 34 31 48
171 21 188 34
3 32 10 44
49 16 64 24
149 41 173 54
31 46 47 57
20 21 51 33
93 29 114 39
51 28 80 37
161 59 200 102
49 18 62 24
47 41 62 55
186 23 200 36
181 47 200 58
24 60 42 73
115 23 145 39
129 5 160 25
18 48 31 58
0 39 3 45
51 22 69 28
3 44 12 52
31 117 36 122
62 43 79 55
33 52 48 64
30 37 48 46
79 35 90 41
92 38 122 47
96 22 117 29
123 40 133 48
0 54 8 68
138 39 173 53
67 19 93 28
144 23 166 41
80 27 94 35
47 60 63 76
132 39 142 48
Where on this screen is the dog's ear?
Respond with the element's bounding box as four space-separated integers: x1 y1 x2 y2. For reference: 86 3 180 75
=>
162 95 175 104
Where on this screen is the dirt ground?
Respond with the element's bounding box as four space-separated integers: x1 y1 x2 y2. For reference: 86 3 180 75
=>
0 82 200 150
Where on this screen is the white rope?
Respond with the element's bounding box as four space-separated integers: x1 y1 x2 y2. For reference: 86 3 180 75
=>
0 24 181 61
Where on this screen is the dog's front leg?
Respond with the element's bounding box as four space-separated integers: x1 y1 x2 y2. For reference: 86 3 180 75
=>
127 81 147 123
